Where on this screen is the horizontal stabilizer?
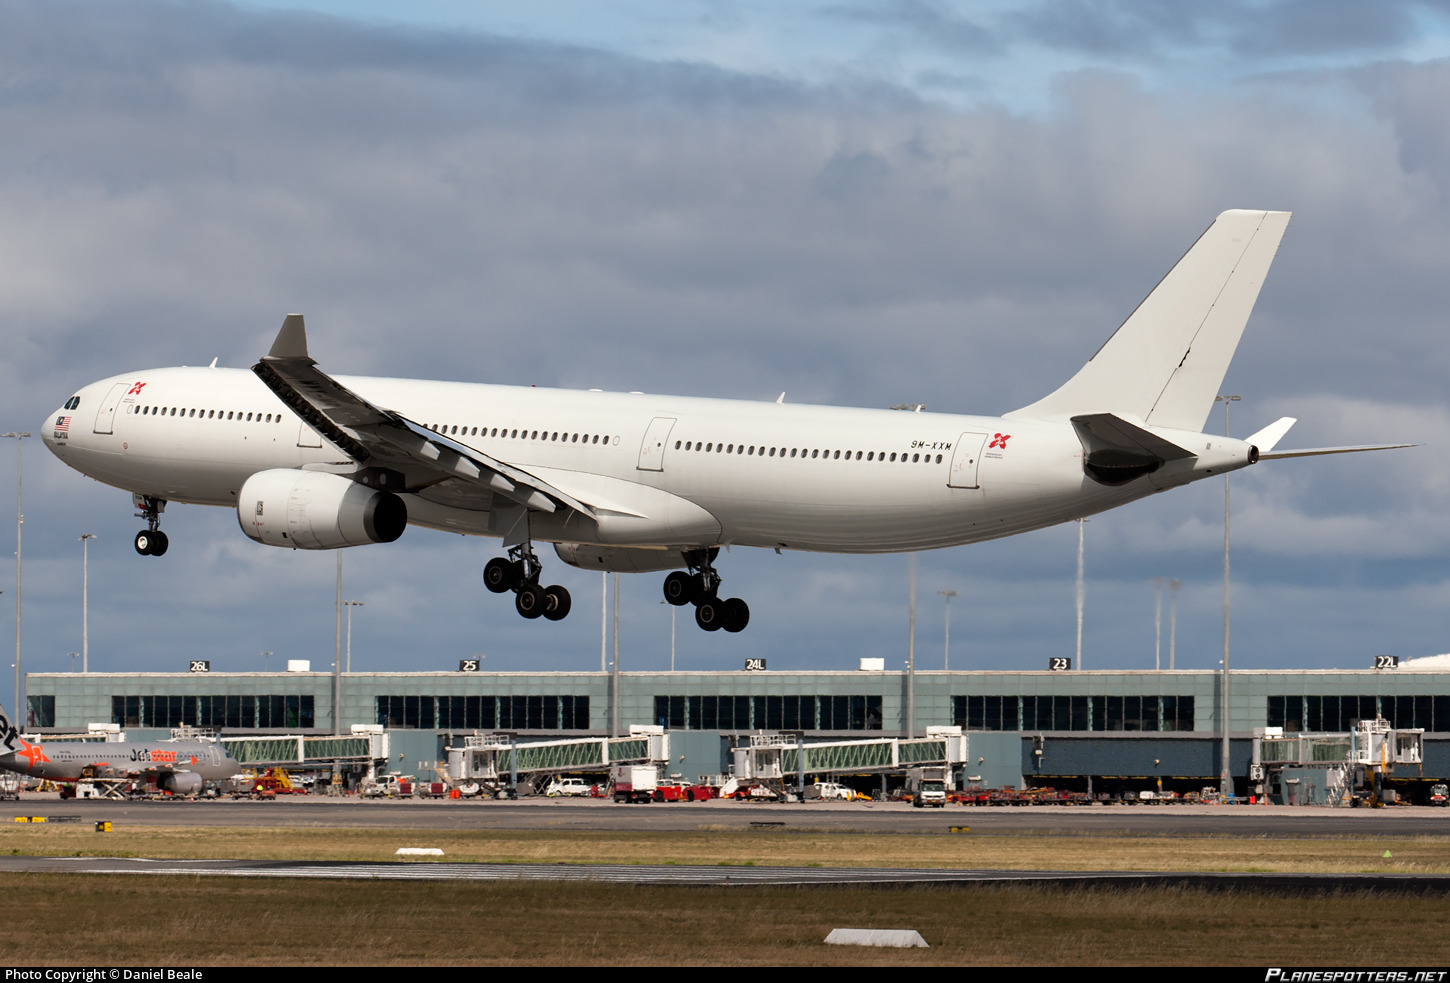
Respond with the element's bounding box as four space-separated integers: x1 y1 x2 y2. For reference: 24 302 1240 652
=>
1259 443 1416 460
1071 413 1193 485
1246 417 1296 453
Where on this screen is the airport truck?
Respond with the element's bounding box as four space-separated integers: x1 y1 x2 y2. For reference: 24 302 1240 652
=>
906 767 949 808
611 764 658 804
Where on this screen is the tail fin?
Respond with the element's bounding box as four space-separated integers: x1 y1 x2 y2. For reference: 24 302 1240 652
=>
1006 209 1290 433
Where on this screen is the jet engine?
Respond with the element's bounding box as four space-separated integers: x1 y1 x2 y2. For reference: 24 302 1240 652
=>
157 771 203 796
554 543 691 574
238 470 407 549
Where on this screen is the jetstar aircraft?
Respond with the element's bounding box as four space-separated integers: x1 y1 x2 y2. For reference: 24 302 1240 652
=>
0 704 241 794
41 210 1405 633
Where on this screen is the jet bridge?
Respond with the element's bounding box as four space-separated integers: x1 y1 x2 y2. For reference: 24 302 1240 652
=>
221 726 389 771
733 727 968 786
1253 717 1423 806
444 726 668 789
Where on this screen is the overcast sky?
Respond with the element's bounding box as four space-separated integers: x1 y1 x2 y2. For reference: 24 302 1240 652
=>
4 0 1450 684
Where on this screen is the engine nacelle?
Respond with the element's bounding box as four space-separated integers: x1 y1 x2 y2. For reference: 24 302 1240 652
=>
157 771 203 796
238 469 407 550
554 543 691 574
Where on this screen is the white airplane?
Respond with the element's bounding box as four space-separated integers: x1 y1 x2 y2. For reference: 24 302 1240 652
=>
41 210 1404 633
0 703 240 794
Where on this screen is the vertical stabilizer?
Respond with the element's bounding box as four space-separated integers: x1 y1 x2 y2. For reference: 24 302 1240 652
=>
1006 210 1290 433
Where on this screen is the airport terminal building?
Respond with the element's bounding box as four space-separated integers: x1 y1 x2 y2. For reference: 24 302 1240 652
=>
23 664 1450 800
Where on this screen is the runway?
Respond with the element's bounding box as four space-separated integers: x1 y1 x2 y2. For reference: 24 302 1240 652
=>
2 853 1449 892
10 795 1450 837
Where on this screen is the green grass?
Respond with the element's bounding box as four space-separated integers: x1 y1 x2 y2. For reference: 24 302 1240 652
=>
2 875 1448 966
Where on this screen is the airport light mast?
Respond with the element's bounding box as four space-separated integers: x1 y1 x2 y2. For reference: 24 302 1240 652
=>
1216 394 1241 799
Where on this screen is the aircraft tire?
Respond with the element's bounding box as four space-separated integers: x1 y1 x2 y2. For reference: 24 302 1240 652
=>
134 531 151 555
543 585 572 621
722 597 749 633
483 557 516 593
151 531 169 556
695 598 725 632
663 571 695 606
516 583 546 619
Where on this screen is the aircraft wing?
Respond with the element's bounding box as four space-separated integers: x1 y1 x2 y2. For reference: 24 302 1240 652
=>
252 315 595 518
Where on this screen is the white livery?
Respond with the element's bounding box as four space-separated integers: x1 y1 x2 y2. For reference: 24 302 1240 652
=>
42 210 1404 633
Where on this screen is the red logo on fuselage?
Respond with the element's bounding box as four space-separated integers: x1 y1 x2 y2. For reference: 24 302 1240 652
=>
989 433 1011 450
127 381 146 395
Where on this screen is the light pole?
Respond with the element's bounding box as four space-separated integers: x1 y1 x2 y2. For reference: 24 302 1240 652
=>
659 599 676 671
907 553 917 738
938 589 958 670
343 600 365 672
1168 579 1181 670
262 650 273 672
68 652 78 673
1075 518 1089 670
3 432 29 719
334 553 342 735
1215 394 1240 798
1153 577 1164 671
79 534 96 672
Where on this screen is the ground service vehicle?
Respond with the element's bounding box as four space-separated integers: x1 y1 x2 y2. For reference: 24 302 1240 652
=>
907 768 948 808
611 764 657 804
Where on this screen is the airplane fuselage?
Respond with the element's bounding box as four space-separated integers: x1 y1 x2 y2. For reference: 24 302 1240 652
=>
43 366 1257 555
0 738 238 783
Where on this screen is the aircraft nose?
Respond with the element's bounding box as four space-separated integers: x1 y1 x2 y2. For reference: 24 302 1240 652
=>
39 405 72 454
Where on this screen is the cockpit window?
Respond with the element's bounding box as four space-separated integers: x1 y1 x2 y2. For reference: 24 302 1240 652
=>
64 396 81 410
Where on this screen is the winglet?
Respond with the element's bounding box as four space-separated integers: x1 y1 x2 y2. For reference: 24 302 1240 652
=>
267 314 312 362
1246 417 1296 454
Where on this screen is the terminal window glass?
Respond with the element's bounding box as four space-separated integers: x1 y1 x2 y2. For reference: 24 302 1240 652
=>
377 695 588 730
654 694 881 731
26 695 54 729
112 695 308 730
1273 694 1450 733
959 694 1193 732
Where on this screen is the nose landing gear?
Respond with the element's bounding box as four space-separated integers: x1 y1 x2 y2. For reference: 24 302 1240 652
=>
483 545 572 621
132 495 168 556
662 548 749 632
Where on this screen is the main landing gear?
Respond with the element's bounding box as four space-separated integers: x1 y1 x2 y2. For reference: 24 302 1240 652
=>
132 495 168 557
663 548 750 633
483 545 572 621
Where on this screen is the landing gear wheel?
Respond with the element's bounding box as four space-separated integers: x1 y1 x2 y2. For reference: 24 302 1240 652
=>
663 571 696 606
542 585 572 621
515 583 546 619
483 557 517 593
722 597 750 633
134 530 168 556
695 597 725 632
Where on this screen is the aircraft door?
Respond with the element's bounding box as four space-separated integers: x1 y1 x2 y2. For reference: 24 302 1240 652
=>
92 383 129 435
947 432 989 489
637 417 677 472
